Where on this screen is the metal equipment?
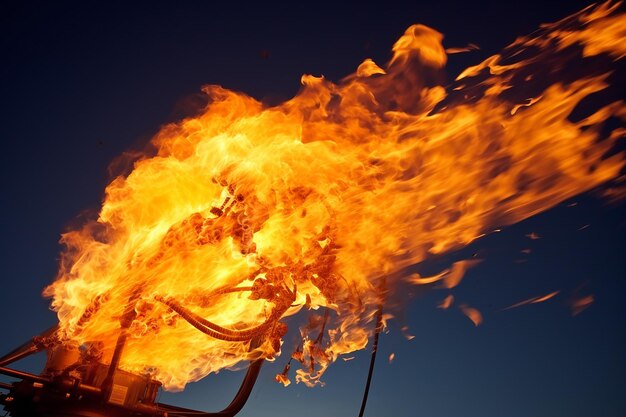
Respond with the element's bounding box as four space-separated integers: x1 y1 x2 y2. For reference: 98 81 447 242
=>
0 325 263 417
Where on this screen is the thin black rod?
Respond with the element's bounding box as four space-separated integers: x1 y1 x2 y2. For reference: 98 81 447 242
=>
357 276 388 417
358 302 384 417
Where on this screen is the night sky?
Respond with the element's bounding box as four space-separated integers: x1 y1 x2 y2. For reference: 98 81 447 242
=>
1 1 625 417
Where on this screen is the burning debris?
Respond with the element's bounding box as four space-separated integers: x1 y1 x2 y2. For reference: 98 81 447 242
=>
400 325 416 340
459 305 484 327
438 295 455 310
571 294 595 315
1 3 624 416
408 259 482 289
502 291 560 311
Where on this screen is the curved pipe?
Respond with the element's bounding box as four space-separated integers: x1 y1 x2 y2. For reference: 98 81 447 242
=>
156 358 263 417
157 297 280 341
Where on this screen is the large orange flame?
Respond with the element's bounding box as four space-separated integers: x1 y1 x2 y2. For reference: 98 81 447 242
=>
44 2 625 390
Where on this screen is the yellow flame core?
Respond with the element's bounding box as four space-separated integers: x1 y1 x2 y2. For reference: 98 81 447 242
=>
44 2 625 390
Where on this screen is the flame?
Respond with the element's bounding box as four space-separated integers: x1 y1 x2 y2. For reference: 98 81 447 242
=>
571 295 595 315
400 325 416 340
445 43 480 55
526 232 542 240
43 2 625 390
459 305 483 327
408 259 481 288
438 295 454 310
503 291 560 311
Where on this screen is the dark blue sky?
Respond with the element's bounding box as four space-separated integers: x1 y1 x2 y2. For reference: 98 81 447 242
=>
1 1 624 416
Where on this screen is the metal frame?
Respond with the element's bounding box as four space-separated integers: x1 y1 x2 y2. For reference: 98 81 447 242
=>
0 328 263 417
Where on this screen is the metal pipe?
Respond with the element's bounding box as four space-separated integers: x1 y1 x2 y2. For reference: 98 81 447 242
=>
101 289 141 399
101 329 130 395
0 366 101 397
0 344 39 367
61 381 103 396
0 325 58 367
157 297 279 341
155 336 265 416
144 380 161 404
0 366 50 384
0 382 12 390
217 358 263 416
156 358 264 417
